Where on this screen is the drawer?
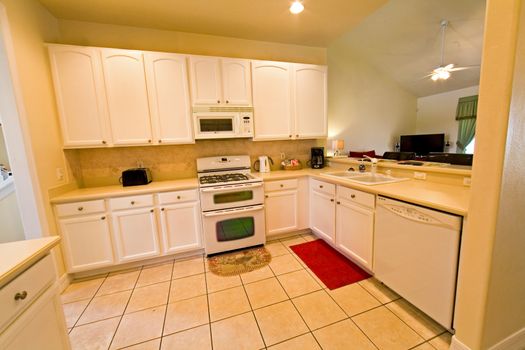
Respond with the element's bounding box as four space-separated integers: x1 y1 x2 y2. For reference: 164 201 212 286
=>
110 194 154 211
310 178 335 196
158 189 198 205
0 254 55 331
337 185 375 209
264 179 298 192
55 199 105 217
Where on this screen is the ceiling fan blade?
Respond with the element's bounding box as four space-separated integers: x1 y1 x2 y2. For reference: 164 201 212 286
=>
449 65 480 71
444 63 455 70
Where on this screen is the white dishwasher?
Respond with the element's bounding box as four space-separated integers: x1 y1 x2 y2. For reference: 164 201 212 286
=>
374 196 462 329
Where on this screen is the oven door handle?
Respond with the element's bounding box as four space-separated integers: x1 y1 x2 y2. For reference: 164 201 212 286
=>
202 205 264 217
200 182 263 192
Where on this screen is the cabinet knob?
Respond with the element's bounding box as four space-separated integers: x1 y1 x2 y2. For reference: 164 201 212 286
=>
14 291 28 301
131 201 135 205
158 139 162 143
351 194 356 199
330 199 334 202
280 184 284 188
319 185 323 189
265 195 268 198
102 140 107 145
296 134 299 137
101 216 106 220
161 208 165 211
77 206 84 211
289 135 292 138
177 196 181 199
226 100 229 104
337 201 341 204
148 139 152 143
217 100 221 104
150 209 154 213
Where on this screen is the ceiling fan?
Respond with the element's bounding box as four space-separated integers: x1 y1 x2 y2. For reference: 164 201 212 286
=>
427 20 479 81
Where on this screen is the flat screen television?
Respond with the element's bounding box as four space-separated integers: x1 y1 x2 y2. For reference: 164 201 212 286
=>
400 133 445 156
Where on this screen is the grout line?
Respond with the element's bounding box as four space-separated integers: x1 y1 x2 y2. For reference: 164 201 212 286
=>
69 272 110 329
239 276 268 348
158 260 175 350
117 337 161 350
346 317 381 350
107 265 144 350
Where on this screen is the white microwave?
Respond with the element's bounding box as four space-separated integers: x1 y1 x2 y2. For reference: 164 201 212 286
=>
193 108 254 139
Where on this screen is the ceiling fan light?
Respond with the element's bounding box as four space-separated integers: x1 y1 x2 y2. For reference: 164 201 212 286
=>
431 73 439 81
290 1 304 14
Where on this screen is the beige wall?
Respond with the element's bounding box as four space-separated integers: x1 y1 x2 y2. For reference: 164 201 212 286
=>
0 188 24 243
57 19 327 65
453 0 522 348
416 85 479 153
327 39 417 156
68 140 318 187
481 1 525 347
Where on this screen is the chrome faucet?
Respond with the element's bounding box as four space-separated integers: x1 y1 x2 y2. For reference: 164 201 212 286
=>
364 155 379 175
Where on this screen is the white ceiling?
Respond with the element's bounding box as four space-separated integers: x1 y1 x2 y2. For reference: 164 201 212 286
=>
37 0 387 47
334 0 486 97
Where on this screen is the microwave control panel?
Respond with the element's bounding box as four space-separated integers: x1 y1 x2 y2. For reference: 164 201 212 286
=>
240 113 254 136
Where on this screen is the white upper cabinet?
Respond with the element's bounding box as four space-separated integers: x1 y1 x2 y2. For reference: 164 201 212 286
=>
101 48 153 146
252 60 293 140
48 45 110 148
189 56 252 105
144 52 194 144
189 56 222 105
221 59 252 105
293 64 327 139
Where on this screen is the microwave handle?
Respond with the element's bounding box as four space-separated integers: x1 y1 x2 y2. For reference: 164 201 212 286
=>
202 205 264 217
200 182 263 192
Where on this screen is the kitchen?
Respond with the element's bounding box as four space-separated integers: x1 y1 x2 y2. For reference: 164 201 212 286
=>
0 1 523 350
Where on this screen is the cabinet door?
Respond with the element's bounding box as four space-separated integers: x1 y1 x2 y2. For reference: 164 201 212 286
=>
222 59 252 105
48 45 110 148
265 190 298 237
144 52 194 144
159 201 203 254
310 189 336 243
336 199 374 271
101 48 153 145
252 61 293 140
1 287 70 350
59 214 114 272
293 64 327 139
189 56 222 105
112 207 160 262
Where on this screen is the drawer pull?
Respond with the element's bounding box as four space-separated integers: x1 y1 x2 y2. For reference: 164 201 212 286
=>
351 194 356 199
14 291 28 301
330 199 334 202
101 216 106 220
77 206 84 211
319 185 323 189
150 209 154 213
265 195 268 198
177 196 181 199
161 208 165 211
280 184 284 188
337 201 341 204
131 201 135 205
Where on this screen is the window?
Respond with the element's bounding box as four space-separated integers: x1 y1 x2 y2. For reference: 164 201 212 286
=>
465 138 475 154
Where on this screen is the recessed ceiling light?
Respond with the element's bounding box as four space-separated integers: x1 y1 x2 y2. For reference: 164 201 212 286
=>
290 1 304 14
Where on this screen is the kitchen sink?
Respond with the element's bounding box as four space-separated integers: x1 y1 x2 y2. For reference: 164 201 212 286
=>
323 171 409 185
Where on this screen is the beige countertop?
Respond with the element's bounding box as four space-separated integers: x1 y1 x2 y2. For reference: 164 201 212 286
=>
0 236 60 288
329 157 472 176
50 168 469 216
51 178 199 204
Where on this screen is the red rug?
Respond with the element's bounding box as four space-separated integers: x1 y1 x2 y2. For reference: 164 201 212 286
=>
290 239 371 290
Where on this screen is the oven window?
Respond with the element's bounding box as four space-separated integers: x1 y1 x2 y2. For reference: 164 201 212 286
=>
216 217 255 242
199 118 233 132
214 191 253 204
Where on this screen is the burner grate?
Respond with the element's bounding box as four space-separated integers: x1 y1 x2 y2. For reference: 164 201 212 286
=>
199 173 250 184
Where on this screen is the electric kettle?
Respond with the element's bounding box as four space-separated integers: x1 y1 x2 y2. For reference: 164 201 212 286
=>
254 156 273 173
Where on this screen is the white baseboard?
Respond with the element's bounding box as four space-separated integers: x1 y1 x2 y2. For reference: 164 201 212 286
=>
450 336 471 350
488 327 525 350
57 272 71 293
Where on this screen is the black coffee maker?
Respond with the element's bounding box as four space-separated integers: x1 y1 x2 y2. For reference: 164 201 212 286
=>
310 147 325 169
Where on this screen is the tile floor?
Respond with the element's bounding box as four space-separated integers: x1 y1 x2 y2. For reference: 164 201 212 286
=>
61 233 453 350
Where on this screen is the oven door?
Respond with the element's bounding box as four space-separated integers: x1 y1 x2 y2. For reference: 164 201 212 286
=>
200 182 264 211
194 113 239 139
202 205 266 255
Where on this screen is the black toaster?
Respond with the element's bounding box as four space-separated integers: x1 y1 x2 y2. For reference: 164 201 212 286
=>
121 168 152 187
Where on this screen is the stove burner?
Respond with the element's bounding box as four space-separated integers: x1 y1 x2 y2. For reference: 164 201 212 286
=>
199 173 250 184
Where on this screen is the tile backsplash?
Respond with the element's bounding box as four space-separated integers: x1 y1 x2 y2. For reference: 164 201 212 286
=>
66 139 323 188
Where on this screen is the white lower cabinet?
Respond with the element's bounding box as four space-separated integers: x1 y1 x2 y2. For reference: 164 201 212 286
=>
112 207 160 263
265 189 298 237
309 179 336 243
335 197 374 270
159 201 202 254
59 214 114 272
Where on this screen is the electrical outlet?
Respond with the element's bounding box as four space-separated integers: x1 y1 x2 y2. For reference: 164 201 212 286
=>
414 172 426 180
463 177 472 186
280 152 286 160
56 167 64 181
